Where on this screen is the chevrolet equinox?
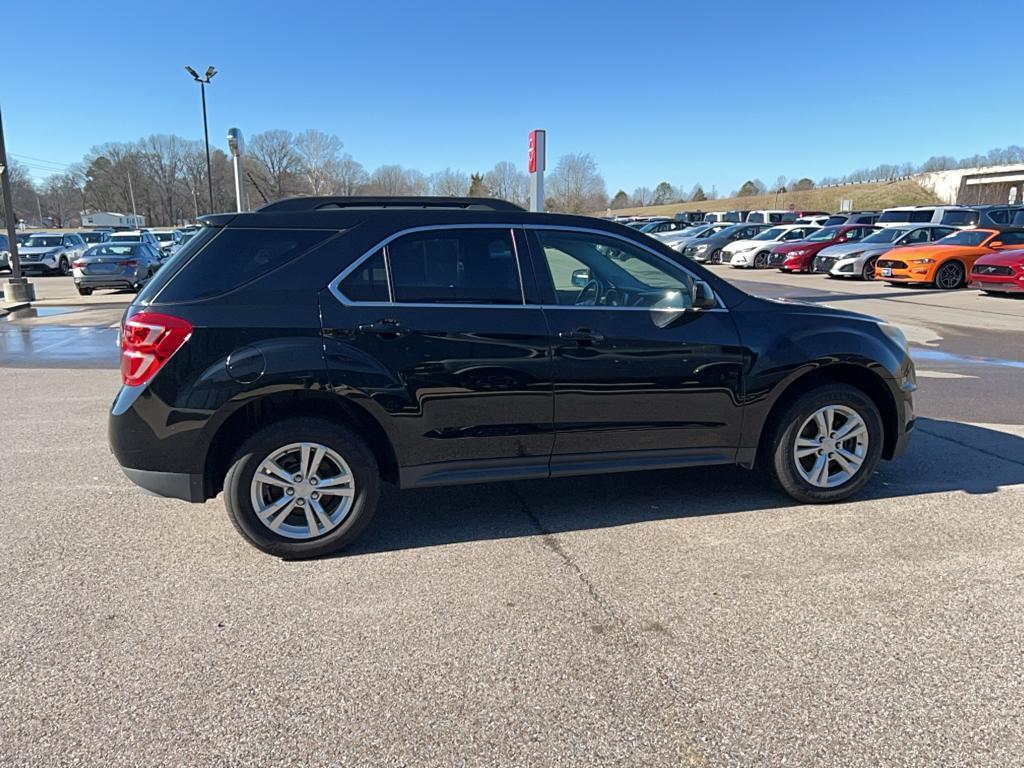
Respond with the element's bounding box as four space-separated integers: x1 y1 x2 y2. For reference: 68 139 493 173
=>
109 196 916 557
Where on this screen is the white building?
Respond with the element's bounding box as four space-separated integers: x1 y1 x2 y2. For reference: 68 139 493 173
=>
80 211 146 229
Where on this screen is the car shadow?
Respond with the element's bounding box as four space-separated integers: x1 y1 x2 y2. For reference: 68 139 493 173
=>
337 417 1024 557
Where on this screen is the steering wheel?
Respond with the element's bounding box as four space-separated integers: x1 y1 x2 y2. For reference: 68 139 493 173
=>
575 279 603 306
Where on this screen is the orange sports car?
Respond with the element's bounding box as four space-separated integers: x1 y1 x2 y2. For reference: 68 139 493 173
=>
875 227 1024 288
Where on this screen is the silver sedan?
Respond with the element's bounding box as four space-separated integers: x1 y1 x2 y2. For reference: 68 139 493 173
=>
71 242 164 296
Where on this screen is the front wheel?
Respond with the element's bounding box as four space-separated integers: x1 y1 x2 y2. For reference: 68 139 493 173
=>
753 251 770 269
764 384 884 503
76 286 93 296
224 418 381 558
58 257 70 276
934 261 965 290
861 257 877 281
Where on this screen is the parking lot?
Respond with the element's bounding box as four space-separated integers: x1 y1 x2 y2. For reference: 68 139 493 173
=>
2 272 1023 765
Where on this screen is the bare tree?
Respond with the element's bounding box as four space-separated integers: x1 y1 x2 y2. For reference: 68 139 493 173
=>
366 164 424 195
335 153 368 195
248 129 300 200
483 161 528 205
429 168 470 196
631 187 653 206
293 129 344 195
547 153 607 213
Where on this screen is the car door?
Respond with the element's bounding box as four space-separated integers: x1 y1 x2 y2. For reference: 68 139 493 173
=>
319 225 555 485
524 226 744 471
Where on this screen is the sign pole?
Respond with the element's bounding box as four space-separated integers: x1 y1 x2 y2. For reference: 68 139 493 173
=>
528 129 546 213
0 105 35 304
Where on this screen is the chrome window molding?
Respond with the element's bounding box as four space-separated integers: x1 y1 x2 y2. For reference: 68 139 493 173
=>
327 222 727 312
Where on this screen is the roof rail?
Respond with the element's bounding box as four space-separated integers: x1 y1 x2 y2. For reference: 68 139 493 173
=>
257 196 525 213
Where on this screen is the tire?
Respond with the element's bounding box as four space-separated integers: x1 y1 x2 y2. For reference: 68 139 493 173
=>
753 251 769 269
77 286 93 296
58 257 70 276
860 257 877 281
709 249 722 265
934 261 965 290
764 384 884 504
223 417 381 558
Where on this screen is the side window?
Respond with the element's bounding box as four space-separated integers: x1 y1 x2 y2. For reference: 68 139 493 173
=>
338 249 389 302
533 230 694 308
906 228 931 244
988 209 1010 225
941 210 978 226
930 227 955 241
845 227 867 242
908 210 935 222
996 231 1024 246
387 228 521 305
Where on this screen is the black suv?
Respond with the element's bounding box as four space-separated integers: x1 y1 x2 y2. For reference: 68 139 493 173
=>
110 196 916 557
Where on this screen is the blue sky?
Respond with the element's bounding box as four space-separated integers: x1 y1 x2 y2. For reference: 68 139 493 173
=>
6 0 1023 194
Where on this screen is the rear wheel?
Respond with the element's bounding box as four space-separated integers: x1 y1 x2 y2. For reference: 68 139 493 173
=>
76 286 93 296
764 384 883 503
224 418 381 558
934 261 965 289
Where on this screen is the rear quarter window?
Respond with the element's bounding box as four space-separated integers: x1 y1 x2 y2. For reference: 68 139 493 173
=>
153 228 334 303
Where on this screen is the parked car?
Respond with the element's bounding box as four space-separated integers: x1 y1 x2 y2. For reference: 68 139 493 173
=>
79 230 112 246
638 219 694 236
15 232 31 246
782 210 830 223
823 211 880 227
875 205 978 228
657 222 733 250
109 230 163 252
704 210 749 224
683 223 773 263
150 229 184 255
876 228 1024 289
770 225 877 272
793 215 831 226
969 205 1024 229
108 195 915 557
71 242 165 295
745 210 789 224
814 224 955 280
724 224 823 268
969 248 1024 295
16 232 86 275
674 211 707 224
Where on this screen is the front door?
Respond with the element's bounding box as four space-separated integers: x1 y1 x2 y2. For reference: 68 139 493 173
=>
320 226 554 485
525 227 744 471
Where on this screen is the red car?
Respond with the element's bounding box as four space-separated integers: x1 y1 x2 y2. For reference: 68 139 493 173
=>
768 224 878 273
968 248 1024 295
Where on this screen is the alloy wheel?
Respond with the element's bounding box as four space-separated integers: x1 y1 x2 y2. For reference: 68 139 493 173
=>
862 258 876 280
250 441 356 540
793 405 869 488
754 252 768 268
935 262 964 289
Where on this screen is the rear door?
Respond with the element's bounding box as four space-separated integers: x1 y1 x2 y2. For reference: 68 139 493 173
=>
319 225 554 485
524 226 744 471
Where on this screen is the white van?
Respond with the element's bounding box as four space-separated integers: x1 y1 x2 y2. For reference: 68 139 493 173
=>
875 205 979 228
745 210 789 224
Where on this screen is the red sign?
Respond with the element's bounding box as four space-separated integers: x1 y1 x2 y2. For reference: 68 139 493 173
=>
528 129 545 174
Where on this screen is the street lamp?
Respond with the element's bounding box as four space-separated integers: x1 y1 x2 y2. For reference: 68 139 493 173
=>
226 127 247 213
185 65 216 214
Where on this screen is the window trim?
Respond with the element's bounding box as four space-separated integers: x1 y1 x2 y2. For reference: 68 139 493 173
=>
330 224 528 308
329 223 726 312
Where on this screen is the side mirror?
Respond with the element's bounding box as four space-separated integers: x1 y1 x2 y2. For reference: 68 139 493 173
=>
990 241 1004 248
691 279 718 309
570 268 591 288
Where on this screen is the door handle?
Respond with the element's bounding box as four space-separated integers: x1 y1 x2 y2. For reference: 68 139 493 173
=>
357 318 411 337
558 328 604 344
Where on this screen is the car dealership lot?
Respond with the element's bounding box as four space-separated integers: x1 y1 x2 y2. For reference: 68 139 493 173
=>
2 275 1023 765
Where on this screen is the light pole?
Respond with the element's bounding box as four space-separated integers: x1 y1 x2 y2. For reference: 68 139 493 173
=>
226 128 247 213
185 65 216 213
0 105 35 303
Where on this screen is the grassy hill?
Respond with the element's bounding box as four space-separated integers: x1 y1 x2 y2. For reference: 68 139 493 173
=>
601 179 940 218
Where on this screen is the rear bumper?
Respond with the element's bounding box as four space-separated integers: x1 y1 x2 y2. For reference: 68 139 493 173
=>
75 276 138 289
120 466 206 502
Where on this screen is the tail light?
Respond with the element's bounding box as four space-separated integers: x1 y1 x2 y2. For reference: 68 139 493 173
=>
120 312 192 387
72 260 86 269
119 259 139 267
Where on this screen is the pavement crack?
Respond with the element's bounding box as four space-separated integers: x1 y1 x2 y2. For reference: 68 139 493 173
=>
504 483 622 624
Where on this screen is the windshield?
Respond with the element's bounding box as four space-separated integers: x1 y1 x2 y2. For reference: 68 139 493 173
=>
752 227 787 241
80 232 106 243
680 225 711 237
936 230 991 247
153 232 175 242
804 226 842 242
85 244 139 258
110 234 142 242
24 236 63 248
861 228 907 244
